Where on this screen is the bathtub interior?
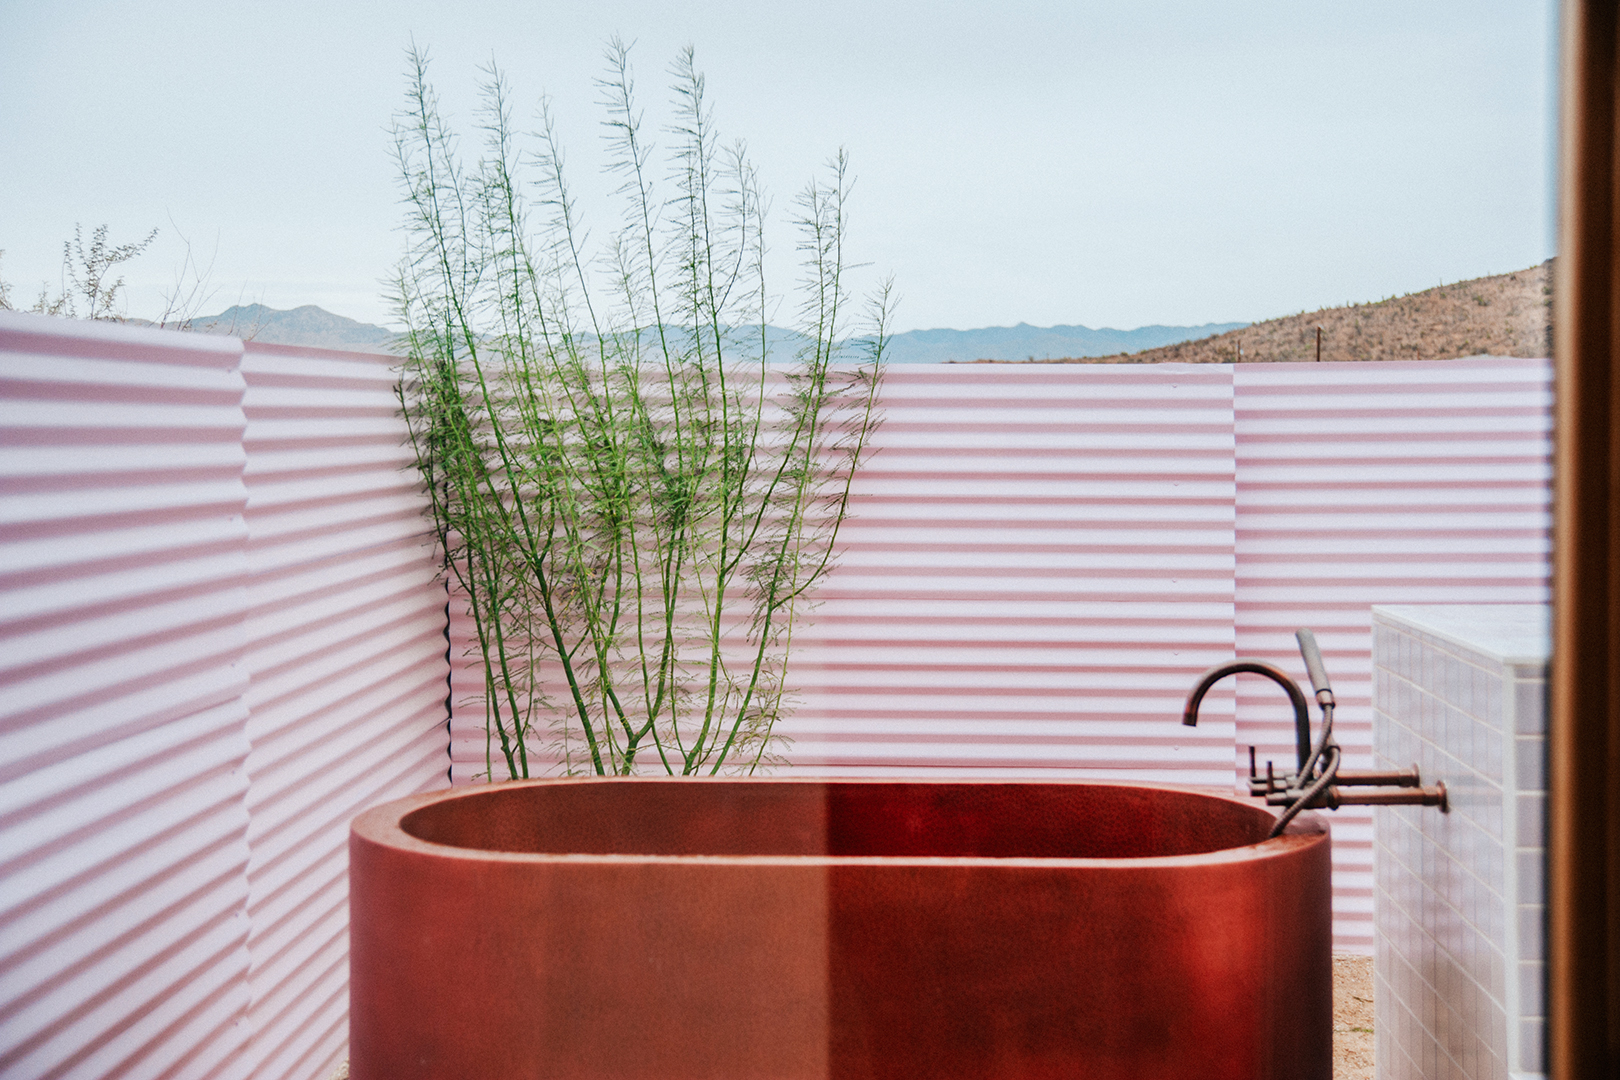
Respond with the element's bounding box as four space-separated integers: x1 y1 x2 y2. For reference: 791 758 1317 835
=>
398 780 1277 860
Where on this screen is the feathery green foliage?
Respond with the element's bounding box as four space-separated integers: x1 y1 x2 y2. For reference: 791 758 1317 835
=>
393 41 889 779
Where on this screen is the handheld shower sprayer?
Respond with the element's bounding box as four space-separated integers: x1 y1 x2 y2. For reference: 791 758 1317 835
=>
1181 629 1446 837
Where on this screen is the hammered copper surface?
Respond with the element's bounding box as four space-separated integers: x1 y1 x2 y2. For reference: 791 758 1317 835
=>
350 779 1331 1079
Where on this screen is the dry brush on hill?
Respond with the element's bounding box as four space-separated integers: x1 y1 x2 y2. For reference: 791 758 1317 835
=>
1023 260 1552 365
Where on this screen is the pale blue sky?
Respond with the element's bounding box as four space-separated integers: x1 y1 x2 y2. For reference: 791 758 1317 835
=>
1 1 1556 332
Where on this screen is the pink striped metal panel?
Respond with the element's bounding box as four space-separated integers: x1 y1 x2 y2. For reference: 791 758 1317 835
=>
0 312 255 1078
441 357 1553 953
1233 357 1553 953
447 618 493 785
780 365 1240 782
236 343 449 1080
449 364 1241 785
1 317 452 1080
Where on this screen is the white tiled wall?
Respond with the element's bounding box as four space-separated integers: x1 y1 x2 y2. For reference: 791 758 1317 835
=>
1371 605 1547 1080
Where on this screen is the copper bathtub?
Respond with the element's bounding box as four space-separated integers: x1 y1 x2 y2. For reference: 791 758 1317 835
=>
350 778 1331 1079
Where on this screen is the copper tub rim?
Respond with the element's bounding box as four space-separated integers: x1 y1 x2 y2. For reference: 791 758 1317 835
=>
354 776 1328 871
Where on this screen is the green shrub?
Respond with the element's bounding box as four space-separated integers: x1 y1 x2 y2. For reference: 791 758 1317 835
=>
392 42 889 779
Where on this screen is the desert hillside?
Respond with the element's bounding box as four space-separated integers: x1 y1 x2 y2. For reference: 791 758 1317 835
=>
1027 260 1552 364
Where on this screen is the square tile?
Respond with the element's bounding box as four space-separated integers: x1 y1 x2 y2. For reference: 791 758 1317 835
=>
1516 849 1545 905
1517 793 1545 849
1483 720 1502 784
1518 1018 1545 1073
1518 960 1545 1018
1471 667 1490 725
1372 614 1550 1080
1515 735 1545 794
1514 680 1546 734
1518 905 1545 961
1488 997 1509 1046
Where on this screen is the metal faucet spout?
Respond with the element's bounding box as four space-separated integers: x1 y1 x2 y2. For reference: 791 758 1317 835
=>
1180 628 1448 840
1182 660 1313 775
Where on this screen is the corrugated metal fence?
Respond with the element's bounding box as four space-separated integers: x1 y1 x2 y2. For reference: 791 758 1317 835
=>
448 356 1552 953
779 364 1240 784
1 317 256 1080
1231 358 1553 949
0 314 447 1080
237 342 447 1080
2 312 1548 1080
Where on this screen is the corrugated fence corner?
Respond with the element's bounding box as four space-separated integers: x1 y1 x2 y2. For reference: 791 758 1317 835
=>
2 316 1551 1079
0 314 449 1080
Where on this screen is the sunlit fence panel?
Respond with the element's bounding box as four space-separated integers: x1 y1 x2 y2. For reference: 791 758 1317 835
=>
779 364 1240 784
237 342 447 1080
0 315 255 1079
446 363 1240 785
0 315 448 1080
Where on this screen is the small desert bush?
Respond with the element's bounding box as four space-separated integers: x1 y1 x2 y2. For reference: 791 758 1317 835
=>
393 41 889 779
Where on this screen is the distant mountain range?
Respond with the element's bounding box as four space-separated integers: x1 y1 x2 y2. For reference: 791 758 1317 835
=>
164 262 1563 365
188 304 398 350
879 321 1247 363
184 303 1246 362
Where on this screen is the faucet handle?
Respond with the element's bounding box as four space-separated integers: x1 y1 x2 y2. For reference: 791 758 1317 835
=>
1295 628 1334 704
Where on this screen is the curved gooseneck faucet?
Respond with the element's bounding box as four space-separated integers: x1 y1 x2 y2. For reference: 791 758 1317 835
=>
1180 628 1445 837
1182 629 1344 838
1182 660 1313 775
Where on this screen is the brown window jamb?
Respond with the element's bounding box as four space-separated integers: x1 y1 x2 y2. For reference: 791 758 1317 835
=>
1552 1 1620 1074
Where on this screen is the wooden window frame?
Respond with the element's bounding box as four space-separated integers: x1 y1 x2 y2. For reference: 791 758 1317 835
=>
1552 2 1620 1074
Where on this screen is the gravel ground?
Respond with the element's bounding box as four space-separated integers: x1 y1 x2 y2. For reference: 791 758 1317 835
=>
1334 953 1375 1080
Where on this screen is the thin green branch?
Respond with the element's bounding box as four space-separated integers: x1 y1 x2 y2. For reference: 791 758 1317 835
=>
393 42 886 780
